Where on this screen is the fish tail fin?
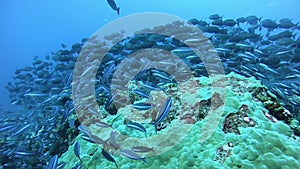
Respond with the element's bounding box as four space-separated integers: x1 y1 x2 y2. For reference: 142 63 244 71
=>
117 7 120 15
105 138 110 145
259 25 262 31
149 122 158 134
142 158 148 164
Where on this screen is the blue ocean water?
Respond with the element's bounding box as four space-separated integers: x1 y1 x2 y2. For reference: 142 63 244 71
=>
0 0 299 110
0 0 300 168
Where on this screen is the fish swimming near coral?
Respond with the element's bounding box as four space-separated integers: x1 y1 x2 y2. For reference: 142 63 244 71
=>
150 98 172 133
132 102 152 110
120 149 147 163
96 121 113 128
106 0 120 15
81 134 96 144
131 146 155 153
133 89 152 100
74 141 82 163
125 119 147 137
3 11 300 169
109 131 121 149
102 148 118 168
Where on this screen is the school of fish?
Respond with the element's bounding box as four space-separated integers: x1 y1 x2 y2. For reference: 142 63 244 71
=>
0 13 300 168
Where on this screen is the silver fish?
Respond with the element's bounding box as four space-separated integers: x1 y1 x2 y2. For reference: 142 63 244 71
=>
109 131 121 149
275 50 290 55
87 107 99 115
96 121 112 128
13 124 31 136
90 134 109 145
235 43 252 48
171 47 193 53
275 83 292 89
254 49 266 55
120 149 147 163
152 72 173 81
215 47 231 53
14 151 38 156
24 93 49 97
131 146 155 153
254 72 268 79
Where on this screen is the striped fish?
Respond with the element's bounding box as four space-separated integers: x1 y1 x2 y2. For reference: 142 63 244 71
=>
133 90 152 100
132 102 152 110
81 134 95 144
142 82 165 92
150 98 172 133
125 119 147 137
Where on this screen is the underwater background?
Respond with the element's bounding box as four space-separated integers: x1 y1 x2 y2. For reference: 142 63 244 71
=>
1 0 300 168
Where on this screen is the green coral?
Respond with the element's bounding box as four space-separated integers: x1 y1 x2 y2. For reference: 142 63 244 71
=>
59 72 300 168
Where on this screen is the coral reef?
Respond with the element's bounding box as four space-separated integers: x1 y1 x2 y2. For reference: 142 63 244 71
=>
59 72 300 168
